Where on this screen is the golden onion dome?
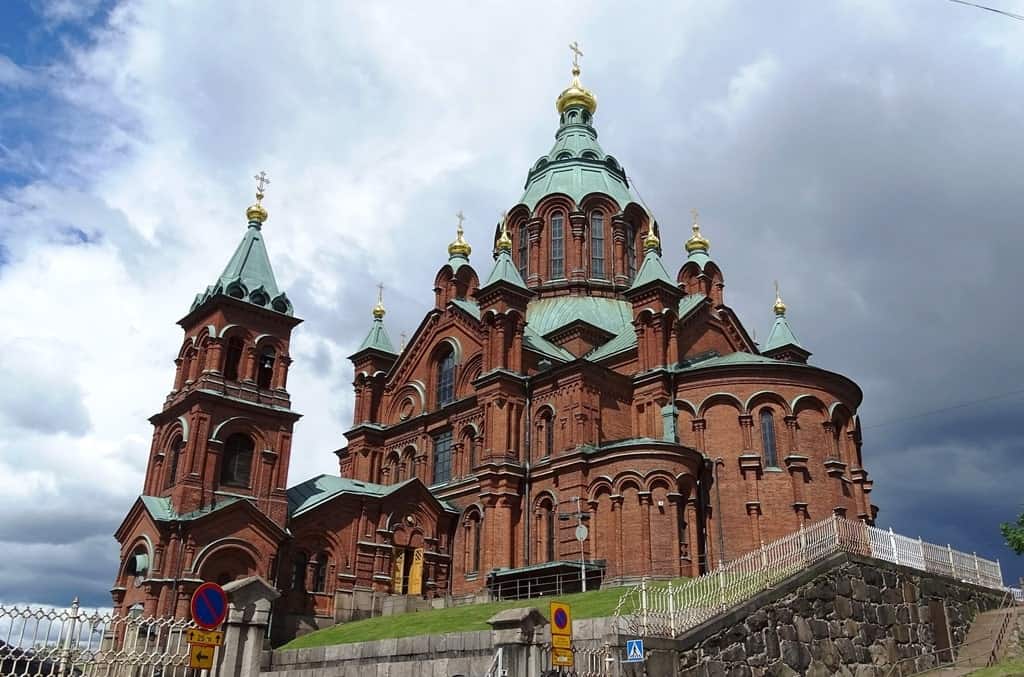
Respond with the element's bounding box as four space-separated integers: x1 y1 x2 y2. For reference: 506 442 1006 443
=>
643 224 660 251
773 282 787 316
246 190 268 224
496 217 513 252
556 64 598 115
684 210 710 254
448 223 472 258
372 283 386 320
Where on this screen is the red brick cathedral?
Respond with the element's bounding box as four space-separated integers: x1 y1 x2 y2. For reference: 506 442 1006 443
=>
112 58 876 641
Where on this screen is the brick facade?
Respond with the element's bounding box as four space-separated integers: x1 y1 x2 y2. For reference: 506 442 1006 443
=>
112 72 876 643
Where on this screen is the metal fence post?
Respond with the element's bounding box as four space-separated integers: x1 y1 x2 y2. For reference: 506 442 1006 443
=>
60 597 80 677
761 541 769 590
833 513 841 550
718 570 727 613
917 537 925 572
889 527 899 566
640 578 649 637
668 580 676 637
948 544 956 577
973 553 981 584
799 521 807 565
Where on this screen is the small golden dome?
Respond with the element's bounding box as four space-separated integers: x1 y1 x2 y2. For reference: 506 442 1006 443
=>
773 282 787 316
246 190 268 224
556 65 598 115
496 216 513 252
372 283 386 319
448 219 472 258
643 225 660 251
685 210 710 253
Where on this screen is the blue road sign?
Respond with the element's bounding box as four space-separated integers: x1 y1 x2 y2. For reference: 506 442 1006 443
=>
191 582 228 630
625 639 644 663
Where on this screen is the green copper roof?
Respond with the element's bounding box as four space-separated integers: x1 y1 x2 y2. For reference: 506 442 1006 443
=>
763 314 804 353
585 326 636 361
447 253 470 273
674 351 793 372
526 296 632 337
482 250 528 290
139 495 244 522
523 325 575 362
287 474 457 517
678 293 707 317
357 317 398 355
517 109 639 211
191 221 293 315
451 297 481 319
629 249 674 290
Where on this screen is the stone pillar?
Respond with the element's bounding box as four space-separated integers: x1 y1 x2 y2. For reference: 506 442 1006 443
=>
486 607 548 677
527 217 543 286
612 214 628 286
212 576 280 677
569 210 586 282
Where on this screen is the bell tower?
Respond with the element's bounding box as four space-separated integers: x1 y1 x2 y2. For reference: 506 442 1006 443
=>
140 175 302 528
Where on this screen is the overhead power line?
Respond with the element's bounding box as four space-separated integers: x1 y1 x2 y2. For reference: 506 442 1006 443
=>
864 387 1024 430
947 0 1024 22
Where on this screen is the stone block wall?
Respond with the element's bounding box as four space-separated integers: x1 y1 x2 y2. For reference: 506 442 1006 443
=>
670 553 1006 676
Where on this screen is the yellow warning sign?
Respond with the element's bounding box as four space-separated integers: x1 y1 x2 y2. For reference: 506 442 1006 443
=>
186 629 224 646
189 643 215 669
552 634 572 649
552 647 575 667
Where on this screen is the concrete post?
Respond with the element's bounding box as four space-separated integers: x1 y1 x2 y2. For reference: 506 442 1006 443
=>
486 607 548 677
212 576 280 677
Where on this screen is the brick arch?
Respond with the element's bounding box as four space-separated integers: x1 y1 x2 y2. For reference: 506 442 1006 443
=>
455 353 482 395
644 470 675 492
791 394 829 416
615 471 644 494
674 399 698 417
191 537 261 577
387 382 426 422
745 390 791 416
587 475 614 503
209 416 268 448
697 392 744 418
533 193 576 221
118 535 155 582
391 525 426 549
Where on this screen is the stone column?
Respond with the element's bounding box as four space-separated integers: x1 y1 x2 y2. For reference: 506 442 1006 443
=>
569 210 586 282
612 214 628 286
612 495 624 577
639 491 653 572
527 217 543 286
486 607 549 677
212 576 280 677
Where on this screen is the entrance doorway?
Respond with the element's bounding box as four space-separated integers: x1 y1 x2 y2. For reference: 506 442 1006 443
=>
392 547 424 596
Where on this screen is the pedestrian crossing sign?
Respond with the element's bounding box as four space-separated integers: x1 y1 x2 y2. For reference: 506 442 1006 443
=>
625 639 644 663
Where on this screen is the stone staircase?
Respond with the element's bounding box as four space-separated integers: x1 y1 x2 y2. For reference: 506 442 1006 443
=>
916 606 1020 676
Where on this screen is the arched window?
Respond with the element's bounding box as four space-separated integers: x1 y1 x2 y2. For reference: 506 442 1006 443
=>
256 346 275 389
291 552 307 592
432 430 453 485
540 408 554 458
223 336 245 381
220 433 254 487
465 511 482 574
436 347 455 407
517 221 528 279
550 211 565 279
545 507 556 562
761 409 778 467
467 435 477 472
627 225 637 280
311 552 328 592
165 435 184 488
590 211 605 278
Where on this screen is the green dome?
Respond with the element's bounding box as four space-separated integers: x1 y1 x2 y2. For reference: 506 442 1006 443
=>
517 105 638 211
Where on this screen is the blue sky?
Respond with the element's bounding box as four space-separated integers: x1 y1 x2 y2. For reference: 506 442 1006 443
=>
0 0 1022 608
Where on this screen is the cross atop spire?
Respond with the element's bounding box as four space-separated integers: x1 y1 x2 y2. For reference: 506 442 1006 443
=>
456 210 465 231
373 282 386 320
569 41 583 71
691 207 699 225
254 171 270 203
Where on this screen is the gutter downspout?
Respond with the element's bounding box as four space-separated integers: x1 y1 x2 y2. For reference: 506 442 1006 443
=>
713 456 726 567
523 376 533 568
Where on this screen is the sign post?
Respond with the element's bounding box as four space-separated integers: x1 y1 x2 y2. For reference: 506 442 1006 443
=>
549 601 574 669
188 582 228 670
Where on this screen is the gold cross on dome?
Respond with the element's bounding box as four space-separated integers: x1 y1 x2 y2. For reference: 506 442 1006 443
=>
377 282 384 304
691 207 700 225
254 171 271 203
456 210 465 231
569 41 583 69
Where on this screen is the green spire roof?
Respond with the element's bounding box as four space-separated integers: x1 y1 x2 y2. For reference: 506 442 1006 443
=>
629 247 674 291
482 250 528 290
191 217 293 315
763 313 803 353
357 316 397 355
517 106 639 210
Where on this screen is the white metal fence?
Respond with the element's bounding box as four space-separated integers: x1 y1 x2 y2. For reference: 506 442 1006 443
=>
0 598 195 677
613 515 1009 638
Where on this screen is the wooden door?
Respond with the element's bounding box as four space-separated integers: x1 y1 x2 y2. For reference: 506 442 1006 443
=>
392 549 405 593
408 548 424 595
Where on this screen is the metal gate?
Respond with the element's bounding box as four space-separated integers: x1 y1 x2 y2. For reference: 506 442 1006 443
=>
538 640 614 677
0 598 196 677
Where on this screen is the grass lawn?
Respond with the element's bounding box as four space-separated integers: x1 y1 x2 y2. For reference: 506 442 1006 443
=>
281 584 628 649
967 655 1024 676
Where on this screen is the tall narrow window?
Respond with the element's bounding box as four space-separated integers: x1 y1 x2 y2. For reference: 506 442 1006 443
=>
165 436 184 488
223 337 245 381
469 513 482 573
256 347 275 389
312 553 328 592
436 348 455 407
550 212 565 279
627 226 637 280
590 211 605 278
220 433 254 487
432 430 453 485
542 410 554 458
677 499 689 558
545 508 556 562
517 221 528 279
291 552 307 592
761 409 778 467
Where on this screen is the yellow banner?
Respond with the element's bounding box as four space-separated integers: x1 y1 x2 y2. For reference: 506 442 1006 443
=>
392 549 405 593
408 548 424 595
